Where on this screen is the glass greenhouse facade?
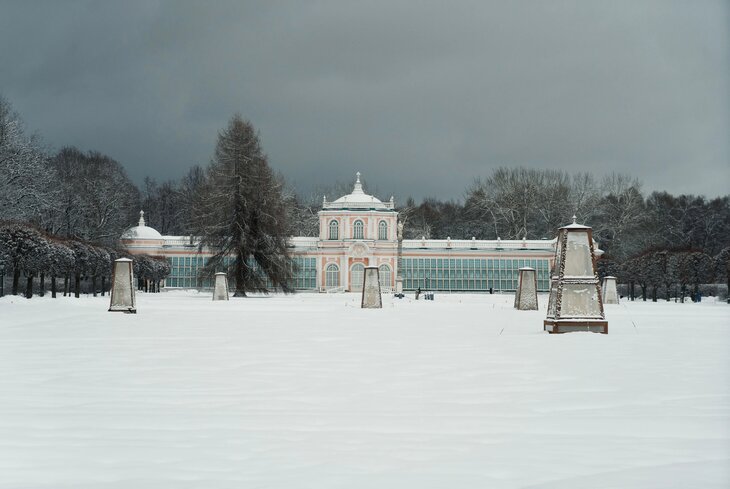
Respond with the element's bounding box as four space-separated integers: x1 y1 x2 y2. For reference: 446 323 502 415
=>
401 257 551 292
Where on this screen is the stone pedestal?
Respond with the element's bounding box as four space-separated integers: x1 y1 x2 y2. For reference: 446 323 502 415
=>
109 258 136 313
213 272 229 301
601 276 619 304
395 277 403 294
514 267 538 310
544 217 607 334
361 267 382 309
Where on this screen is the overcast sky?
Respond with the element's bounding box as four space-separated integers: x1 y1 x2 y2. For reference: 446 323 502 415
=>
1 0 728 201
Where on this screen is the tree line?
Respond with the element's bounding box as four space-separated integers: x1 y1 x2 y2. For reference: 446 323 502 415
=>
1 97 140 245
599 248 729 303
0 221 170 299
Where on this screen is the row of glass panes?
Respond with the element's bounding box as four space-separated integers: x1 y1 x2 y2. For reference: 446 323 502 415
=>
165 254 550 291
404 258 548 269
291 257 317 289
165 255 317 290
401 276 550 291
401 258 550 291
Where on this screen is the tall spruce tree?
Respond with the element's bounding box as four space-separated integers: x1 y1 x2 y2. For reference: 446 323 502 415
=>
192 115 293 296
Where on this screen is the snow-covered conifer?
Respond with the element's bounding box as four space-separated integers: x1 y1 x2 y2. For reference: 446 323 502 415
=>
191 115 293 296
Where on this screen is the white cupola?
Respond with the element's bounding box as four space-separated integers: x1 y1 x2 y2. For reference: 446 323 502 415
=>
120 210 163 240
323 172 395 210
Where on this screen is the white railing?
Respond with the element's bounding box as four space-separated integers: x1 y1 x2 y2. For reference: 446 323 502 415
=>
162 236 558 252
322 200 395 210
163 239 197 247
401 239 556 250
164 236 321 249
288 237 319 249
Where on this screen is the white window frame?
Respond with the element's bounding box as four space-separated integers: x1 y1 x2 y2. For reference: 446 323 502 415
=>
378 220 388 240
325 263 340 288
351 263 365 291
329 220 339 240
353 220 364 239
379 264 391 289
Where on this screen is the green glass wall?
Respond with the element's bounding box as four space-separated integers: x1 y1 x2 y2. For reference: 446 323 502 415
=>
165 256 317 290
401 257 550 292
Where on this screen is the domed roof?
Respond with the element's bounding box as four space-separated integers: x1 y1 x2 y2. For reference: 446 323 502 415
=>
324 172 394 210
121 211 163 240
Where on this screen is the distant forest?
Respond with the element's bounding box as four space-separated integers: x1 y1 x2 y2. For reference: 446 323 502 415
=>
2 95 729 267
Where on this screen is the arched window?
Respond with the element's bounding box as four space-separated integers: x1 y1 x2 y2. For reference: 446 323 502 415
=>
352 220 365 239
378 221 388 240
379 264 391 289
325 263 339 289
353 220 364 239
329 220 339 240
351 263 365 292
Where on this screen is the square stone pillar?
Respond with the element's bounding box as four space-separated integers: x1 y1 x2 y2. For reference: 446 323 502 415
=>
213 272 229 301
109 258 136 313
544 217 607 334
601 276 619 304
361 266 382 308
514 267 538 310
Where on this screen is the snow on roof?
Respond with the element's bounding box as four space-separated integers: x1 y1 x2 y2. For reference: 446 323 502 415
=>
561 215 591 230
323 172 394 210
121 210 163 240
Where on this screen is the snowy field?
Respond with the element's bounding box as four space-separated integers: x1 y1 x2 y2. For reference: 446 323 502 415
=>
1 291 729 489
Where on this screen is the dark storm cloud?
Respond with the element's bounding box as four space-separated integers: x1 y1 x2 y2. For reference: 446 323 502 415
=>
1 0 728 200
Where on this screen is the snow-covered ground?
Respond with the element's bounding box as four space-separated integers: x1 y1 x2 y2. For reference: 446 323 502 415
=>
1 291 728 488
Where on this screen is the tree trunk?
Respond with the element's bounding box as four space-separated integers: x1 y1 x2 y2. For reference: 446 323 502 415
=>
652 286 657 302
13 268 20 295
665 283 671 301
727 276 729 304
680 284 686 303
64 276 69 297
101 276 106 296
144 280 148 293
234 255 247 297
0 271 4 297
641 284 646 301
92 275 97 297
39 273 45 297
25 274 34 299
51 276 57 298
629 281 635 301
74 273 81 298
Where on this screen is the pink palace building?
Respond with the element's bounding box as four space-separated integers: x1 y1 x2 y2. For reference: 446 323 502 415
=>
121 173 557 293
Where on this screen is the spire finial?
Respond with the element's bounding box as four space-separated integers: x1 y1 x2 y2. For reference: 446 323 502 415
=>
139 210 146 227
353 171 363 193
572 214 577 225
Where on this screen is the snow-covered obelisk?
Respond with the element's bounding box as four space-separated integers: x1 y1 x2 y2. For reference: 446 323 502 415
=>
361 266 382 308
544 216 607 334
514 267 538 310
109 258 136 313
212 272 230 301
601 276 619 304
